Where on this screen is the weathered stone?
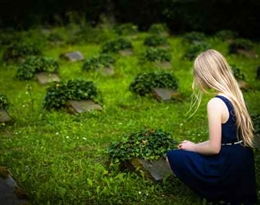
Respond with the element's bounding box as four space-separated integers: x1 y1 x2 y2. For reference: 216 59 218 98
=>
35 72 60 85
99 67 115 76
0 110 11 123
124 158 172 181
67 100 102 114
60 51 84 62
0 166 29 205
152 88 183 101
237 49 258 58
119 49 133 56
153 61 171 69
237 80 250 90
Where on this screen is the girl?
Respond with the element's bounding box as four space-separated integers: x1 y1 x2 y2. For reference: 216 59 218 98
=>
166 49 258 205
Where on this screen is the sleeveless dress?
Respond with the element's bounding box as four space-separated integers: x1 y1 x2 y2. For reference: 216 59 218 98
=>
166 95 258 204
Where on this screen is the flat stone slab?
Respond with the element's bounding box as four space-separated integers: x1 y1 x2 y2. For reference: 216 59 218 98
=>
0 110 11 123
99 66 115 76
119 49 133 56
60 51 84 62
153 61 171 69
237 49 258 58
0 166 29 205
237 80 251 90
124 158 172 181
35 72 60 85
152 88 183 101
67 100 102 114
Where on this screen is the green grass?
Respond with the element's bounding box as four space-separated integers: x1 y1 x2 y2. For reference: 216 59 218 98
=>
0 25 260 205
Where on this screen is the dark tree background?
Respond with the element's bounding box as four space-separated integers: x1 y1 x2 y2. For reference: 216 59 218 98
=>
0 0 259 38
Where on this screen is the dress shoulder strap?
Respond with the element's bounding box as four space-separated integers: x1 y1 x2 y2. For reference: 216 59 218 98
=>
215 95 236 122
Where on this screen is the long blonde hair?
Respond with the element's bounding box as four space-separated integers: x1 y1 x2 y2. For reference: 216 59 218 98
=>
187 49 254 147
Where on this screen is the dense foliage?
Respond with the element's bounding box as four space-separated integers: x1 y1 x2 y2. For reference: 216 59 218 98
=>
143 35 168 47
43 80 101 110
184 41 210 61
129 72 178 96
82 54 115 71
0 94 9 110
148 23 169 35
101 38 133 53
183 32 206 43
16 56 59 80
108 128 177 162
114 23 138 35
3 42 41 61
215 30 238 41
229 39 254 54
141 47 171 62
231 65 246 81
252 114 260 138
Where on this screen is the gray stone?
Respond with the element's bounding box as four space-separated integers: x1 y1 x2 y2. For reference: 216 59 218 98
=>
67 100 102 114
237 49 258 58
153 61 171 69
152 88 183 101
60 51 84 62
237 80 250 91
119 49 133 56
99 67 115 76
126 158 172 181
0 110 11 123
35 72 60 85
0 167 29 205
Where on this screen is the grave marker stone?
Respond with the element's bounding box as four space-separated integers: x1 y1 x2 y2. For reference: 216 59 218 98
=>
152 88 183 101
99 67 115 76
0 110 11 123
119 49 133 56
124 158 172 181
35 72 60 85
153 61 171 69
67 100 102 114
60 51 84 62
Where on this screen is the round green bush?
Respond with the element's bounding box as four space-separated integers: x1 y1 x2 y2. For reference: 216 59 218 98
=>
148 23 169 35
143 35 168 47
129 71 178 96
183 32 206 43
16 56 59 80
3 42 41 61
184 41 210 61
108 128 177 162
229 38 254 54
101 38 133 53
230 65 246 81
82 54 115 71
43 80 101 110
0 94 9 110
215 30 238 40
114 23 138 35
141 47 171 62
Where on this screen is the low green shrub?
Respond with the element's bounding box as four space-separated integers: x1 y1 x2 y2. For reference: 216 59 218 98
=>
47 33 64 42
229 38 253 54
101 38 133 53
114 23 138 35
141 47 171 62
43 80 101 110
148 23 169 35
143 35 168 47
183 32 206 43
108 128 177 162
16 56 59 80
230 65 246 81
3 42 42 62
215 30 238 40
0 94 9 110
257 66 260 80
129 71 178 96
82 54 115 71
184 41 210 61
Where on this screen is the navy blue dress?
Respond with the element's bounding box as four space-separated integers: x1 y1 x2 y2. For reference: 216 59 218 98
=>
166 95 258 204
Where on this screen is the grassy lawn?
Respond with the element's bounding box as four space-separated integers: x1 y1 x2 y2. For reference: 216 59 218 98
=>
0 25 260 204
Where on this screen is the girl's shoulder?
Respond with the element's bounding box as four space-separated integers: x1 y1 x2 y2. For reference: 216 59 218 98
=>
207 96 228 113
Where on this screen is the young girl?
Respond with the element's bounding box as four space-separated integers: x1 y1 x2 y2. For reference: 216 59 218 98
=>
166 49 258 205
